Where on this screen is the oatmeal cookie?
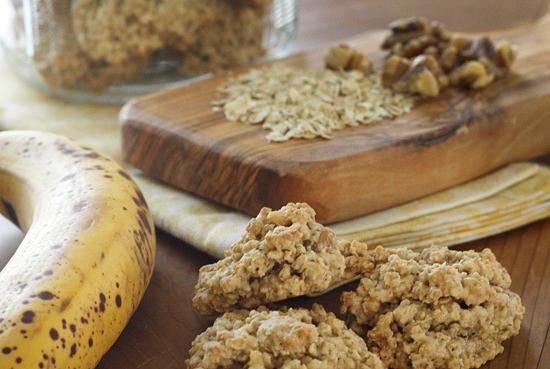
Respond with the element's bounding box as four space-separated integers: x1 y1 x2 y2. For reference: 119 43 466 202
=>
156 0 223 51
178 2 268 76
71 0 164 65
340 246 525 369
186 304 385 369
192 203 347 315
35 50 91 87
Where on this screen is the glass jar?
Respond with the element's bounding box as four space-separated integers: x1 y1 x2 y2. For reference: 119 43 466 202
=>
0 0 297 103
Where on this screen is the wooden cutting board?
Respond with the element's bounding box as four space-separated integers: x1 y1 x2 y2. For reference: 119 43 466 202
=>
121 17 550 224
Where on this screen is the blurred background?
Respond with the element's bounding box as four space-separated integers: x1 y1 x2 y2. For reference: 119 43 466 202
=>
1 0 549 267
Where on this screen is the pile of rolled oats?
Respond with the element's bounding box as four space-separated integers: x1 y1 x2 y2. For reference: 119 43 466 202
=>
35 0 270 90
381 17 517 97
213 64 414 141
214 18 518 141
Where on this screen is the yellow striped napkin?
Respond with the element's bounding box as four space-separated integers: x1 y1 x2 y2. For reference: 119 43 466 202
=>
1 57 549 259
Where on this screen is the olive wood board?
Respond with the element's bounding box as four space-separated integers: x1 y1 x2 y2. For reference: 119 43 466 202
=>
120 17 550 224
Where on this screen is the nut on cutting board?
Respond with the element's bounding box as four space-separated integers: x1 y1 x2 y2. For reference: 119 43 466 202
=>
121 16 550 224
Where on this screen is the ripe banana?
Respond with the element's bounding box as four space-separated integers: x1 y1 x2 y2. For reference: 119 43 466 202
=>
0 131 156 369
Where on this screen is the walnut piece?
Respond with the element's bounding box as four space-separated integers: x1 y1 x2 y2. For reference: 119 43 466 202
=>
340 246 525 369
381 18 517 96
495 40 518 70
450 60 494 89
186 304 385 369
382 17 432 50
192 203 348 315
325 44 373 75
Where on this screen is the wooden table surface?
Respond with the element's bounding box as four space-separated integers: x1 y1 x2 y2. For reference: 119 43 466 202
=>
1 1 550 368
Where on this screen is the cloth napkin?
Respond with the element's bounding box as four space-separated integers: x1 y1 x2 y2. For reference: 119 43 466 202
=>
1 58 549 259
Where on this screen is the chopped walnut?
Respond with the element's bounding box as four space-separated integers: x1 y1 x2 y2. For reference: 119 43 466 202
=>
439 45 459 71
382 55 412 87
192 203 347 315
325 44 373 75
382 17 432 49
186 304 385 369
495 40 518 70
401 34 438 58
450 60 495 89
384 54 447 97
340 246 525 369
381 18 517 96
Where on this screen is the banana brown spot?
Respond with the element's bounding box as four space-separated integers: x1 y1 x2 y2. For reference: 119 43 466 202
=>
115 295 122 308
98 292 107 312
70 324 76 334
118 170 131 180
60 174 75 182
21 311 34 324
72 200 87 213
2 347 11 354
55 142 76 156
69 343 77 357
136 190 147 207
83 152 100 159
137 209 152 234
15 357 22 363
88 338 93 347
37 291 56 300
59 298 71 312
49 328 59 340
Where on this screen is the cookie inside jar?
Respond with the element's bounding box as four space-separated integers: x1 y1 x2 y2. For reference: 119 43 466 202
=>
2 0 297 103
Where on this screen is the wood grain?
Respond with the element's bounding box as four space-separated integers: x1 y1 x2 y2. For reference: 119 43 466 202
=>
0 1 549 369
121 18 550 224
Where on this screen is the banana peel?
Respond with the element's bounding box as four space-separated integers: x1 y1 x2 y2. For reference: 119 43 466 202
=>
0 131 156 369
